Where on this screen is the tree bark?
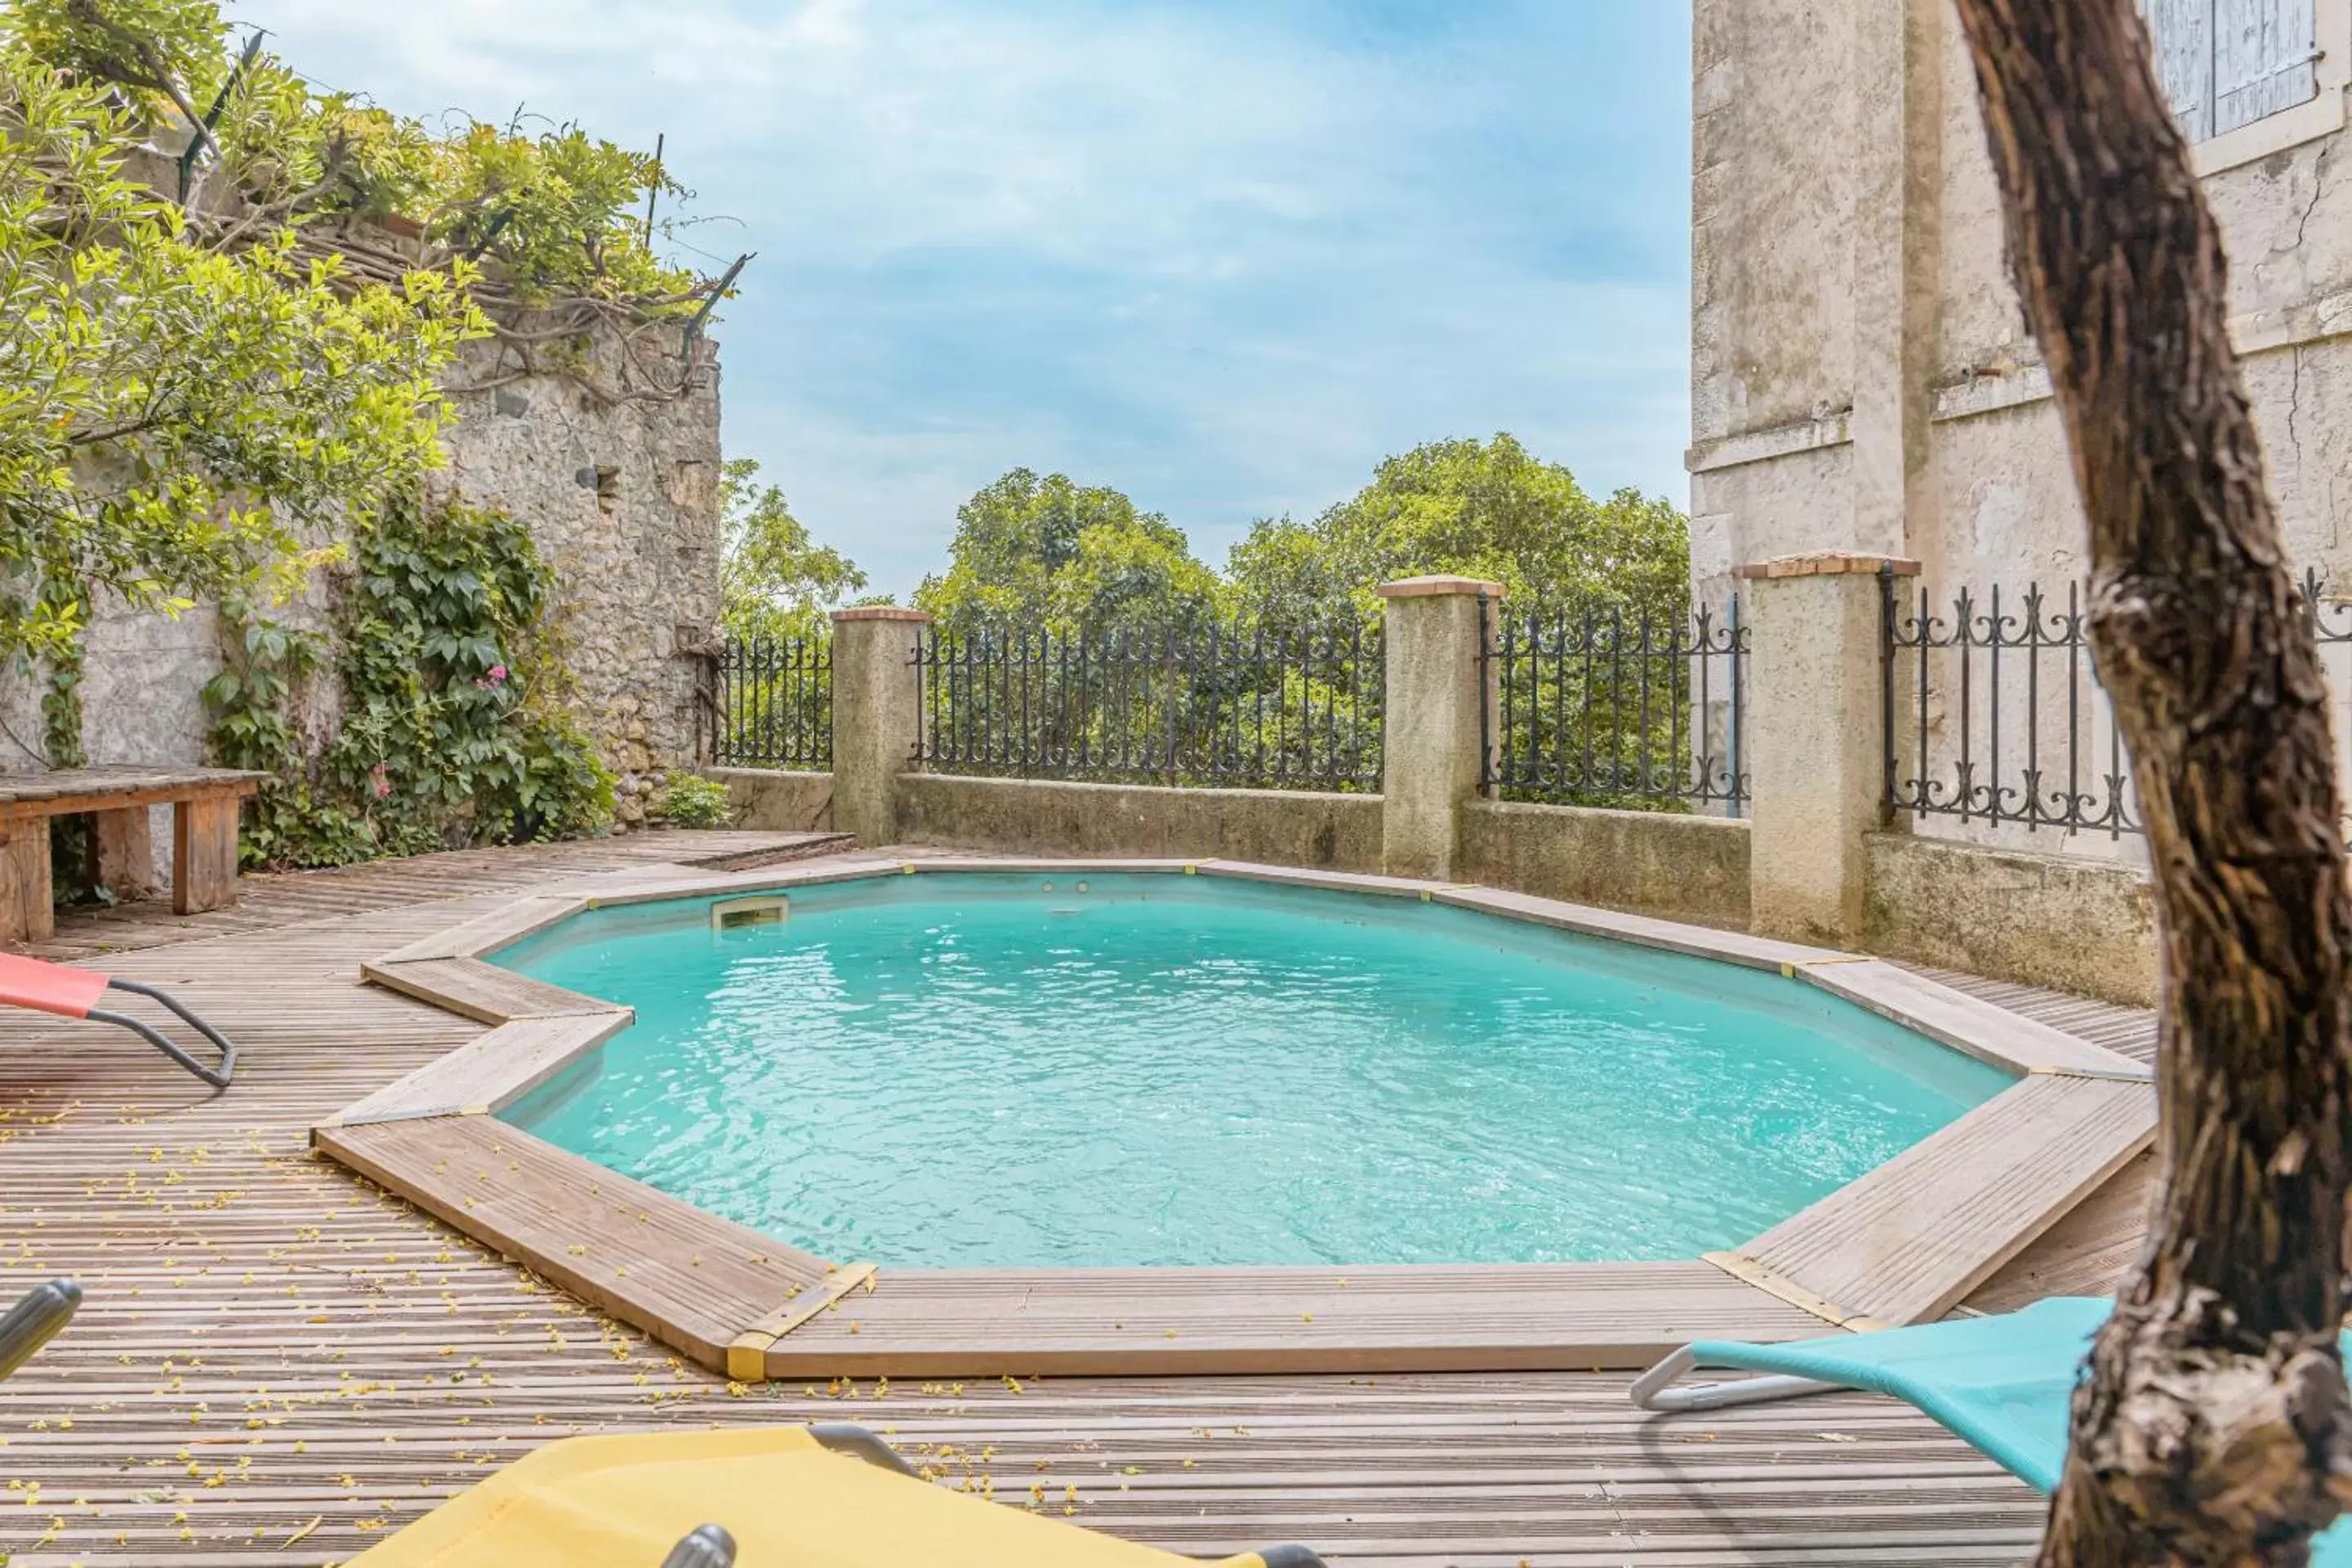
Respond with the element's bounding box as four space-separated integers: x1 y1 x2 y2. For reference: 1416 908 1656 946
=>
1947 2 2352 1564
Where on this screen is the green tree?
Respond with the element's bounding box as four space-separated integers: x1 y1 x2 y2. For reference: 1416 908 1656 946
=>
0 38 479 720
911 469 1374 791
915 468 1222 635
0 0 693 861
8 0 228 136
719 458 866 641
1226 433 1689 623
8 0 702 309
1228 436 1704 813
427 118 696 310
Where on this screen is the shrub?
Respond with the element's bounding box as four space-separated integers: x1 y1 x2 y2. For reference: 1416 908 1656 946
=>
653 774 734 829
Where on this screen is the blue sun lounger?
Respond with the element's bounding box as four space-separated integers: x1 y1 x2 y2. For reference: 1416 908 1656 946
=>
1631 1295 2352 1566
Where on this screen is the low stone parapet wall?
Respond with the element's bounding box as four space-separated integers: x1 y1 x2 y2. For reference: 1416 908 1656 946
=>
1457 800 1752 931
893 774 1383 871
712 764 2163 1010
1861 831 2159 1007
708 767 835 833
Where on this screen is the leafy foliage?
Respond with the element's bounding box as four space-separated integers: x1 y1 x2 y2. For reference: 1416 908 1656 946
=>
5 0 706 311
0 0 709 697
7 0 228 127
903 439 1696 810
1227 434 1689 625
427 118 697 309
204 497 612 869
915 468 1223 635
652 773 734 829
0 0 696 875
911 469 1375 792
720 458 866 642
204 57 443 220
0 45 479 679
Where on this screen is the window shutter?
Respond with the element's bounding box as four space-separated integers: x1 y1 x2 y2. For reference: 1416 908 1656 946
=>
2212 0 2320 137
2144 0 2217 141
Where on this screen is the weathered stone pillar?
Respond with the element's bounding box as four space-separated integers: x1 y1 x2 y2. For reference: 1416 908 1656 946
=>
828 606 929 847
1847 0 1945 559
1740 551 1918 945
1378 576 1502 880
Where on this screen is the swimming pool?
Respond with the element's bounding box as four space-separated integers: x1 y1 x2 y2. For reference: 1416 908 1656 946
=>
492 873 2009 1270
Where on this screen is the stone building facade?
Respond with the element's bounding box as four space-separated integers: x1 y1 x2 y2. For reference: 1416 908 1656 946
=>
0 233 724 828
1690 0 2352 859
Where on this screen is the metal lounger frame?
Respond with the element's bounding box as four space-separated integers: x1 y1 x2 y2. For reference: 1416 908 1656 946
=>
89 978 236 1089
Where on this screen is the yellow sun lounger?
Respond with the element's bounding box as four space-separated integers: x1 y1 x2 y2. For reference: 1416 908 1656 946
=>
352 1422 1326 1568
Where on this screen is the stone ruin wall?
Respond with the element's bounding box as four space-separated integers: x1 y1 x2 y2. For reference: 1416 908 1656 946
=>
0 301 726 830
435 325 725 822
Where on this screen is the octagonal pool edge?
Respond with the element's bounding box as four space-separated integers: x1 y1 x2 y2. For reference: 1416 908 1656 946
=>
318 854 2157 1380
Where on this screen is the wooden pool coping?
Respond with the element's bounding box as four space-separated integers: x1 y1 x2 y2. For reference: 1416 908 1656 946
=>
315 854 2156 1381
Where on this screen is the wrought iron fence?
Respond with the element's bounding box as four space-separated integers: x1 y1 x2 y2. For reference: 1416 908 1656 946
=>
1884 568 2352 843
1479 598 1749 812
1882 572 2136 837
914 621 1383 791
710 635 832 768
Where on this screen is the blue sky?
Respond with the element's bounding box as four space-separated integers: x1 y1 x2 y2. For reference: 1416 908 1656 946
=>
242 1 1692 598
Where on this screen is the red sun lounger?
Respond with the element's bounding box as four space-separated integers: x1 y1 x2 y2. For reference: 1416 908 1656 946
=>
0 951 235 1088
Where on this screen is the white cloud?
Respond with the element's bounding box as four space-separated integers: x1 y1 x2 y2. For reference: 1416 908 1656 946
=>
235 0 1692 595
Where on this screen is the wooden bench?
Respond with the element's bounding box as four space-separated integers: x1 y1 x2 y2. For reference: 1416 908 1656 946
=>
0 767 266 943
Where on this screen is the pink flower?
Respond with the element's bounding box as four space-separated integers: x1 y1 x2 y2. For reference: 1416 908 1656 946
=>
369 762 392 799
485 664 509 686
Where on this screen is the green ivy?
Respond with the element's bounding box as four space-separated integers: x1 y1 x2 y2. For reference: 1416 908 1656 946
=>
38 584 87 769
205 496 613 869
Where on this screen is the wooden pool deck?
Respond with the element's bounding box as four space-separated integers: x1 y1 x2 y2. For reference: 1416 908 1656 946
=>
0 832 2158 1565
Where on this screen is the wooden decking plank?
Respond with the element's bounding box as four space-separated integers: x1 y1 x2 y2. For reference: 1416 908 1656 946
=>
1918 963 2160 1066
541 854 923 908
315 1115 835 1370
764 1261 1829 1376
1965 1149 2158 1315
1795 960 2150 1078
370 895 588 964
1726 1074 2156 1325
320 1012 634 1126
359 955 616 1023
0 831 2115 1566
1430 884 1847 972
24 828 834 962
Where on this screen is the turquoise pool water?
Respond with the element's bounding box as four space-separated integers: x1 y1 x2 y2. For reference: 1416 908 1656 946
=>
495 874 2008 1269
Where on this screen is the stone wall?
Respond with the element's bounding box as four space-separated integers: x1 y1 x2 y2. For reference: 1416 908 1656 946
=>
1862 831 2160 1008
708 767 835 833
893 774 1384 871
1 304 724 826
435 327 724 820
1456 800 1751 932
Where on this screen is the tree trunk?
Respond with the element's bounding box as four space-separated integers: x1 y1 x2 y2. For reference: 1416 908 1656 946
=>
1946 2 2352 1563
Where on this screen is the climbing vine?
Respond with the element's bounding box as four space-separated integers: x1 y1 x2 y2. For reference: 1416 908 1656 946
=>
205 497 612 870
6 0 720 873
37 579 88 769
